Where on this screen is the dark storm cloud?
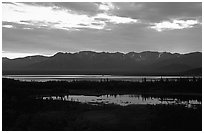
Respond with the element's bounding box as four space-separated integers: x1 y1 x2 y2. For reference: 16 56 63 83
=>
113 2 202 22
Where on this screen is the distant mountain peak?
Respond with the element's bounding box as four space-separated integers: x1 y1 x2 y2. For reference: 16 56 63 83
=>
48 51 201 58
78 51 97 55
3 57 10 60
2 51 201 76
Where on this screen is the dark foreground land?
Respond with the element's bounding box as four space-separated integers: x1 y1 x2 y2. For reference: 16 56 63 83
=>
2 78 202 131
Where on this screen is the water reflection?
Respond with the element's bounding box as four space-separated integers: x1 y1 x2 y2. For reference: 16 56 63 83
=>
37 94 201 109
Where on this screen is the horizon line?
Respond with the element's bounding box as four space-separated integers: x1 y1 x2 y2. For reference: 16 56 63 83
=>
2 50 202 60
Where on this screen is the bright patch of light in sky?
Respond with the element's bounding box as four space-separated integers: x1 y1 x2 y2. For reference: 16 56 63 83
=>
2 25 14 28
95 13 138 24
150 19 200 32
98 2 115 11
2 2 138 31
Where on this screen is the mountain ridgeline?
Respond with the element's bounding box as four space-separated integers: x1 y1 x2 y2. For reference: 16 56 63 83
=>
2 51 202 75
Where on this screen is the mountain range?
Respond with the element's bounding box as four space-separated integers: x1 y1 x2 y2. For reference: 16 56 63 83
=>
2 51 202 75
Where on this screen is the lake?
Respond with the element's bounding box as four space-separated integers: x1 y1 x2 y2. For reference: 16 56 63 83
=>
4 75 201 109
36 94 201 109
2 75 200 82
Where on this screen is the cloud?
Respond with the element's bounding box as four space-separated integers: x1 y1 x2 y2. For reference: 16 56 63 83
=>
98 2 115 11
2 25 14 28
149 19 201 32
2 2 202 56
112 2 201 23
27 2 100 16
2 2 138 31
94 13 138 24
23 27 33 30
3 21 201 56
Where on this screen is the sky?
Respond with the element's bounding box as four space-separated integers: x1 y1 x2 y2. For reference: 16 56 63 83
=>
2 2 202 59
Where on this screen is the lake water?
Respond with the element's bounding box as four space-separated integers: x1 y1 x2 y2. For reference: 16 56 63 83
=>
4 75 201 109
3 75 199 82
36 94 201 109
